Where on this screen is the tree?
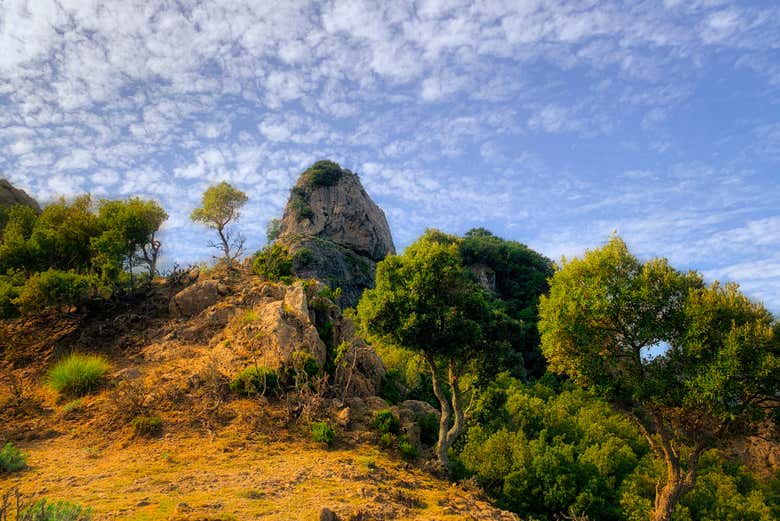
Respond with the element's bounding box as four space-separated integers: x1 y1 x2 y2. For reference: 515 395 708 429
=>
190 182 248 263
94 198 168 278
357 230 512 473
538 236 779 521
266 217 281 244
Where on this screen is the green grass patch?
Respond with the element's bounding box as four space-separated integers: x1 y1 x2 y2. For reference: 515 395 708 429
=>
310 421 335 447
18 499 92 520
229 366 279 396
47 353 110 397
0 441 27 473
131 415 163 437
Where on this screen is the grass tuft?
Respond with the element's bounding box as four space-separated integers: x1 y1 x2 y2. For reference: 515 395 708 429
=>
0 441 27 473
47 354 110 397
310 421 335 447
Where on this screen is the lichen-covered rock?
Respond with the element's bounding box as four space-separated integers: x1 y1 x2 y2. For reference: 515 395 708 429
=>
278 161 394 262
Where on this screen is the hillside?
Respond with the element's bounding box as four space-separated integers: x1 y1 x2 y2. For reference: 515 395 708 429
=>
0 268 518 521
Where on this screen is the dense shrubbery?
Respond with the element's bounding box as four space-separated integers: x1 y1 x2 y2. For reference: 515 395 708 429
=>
47 353 110 397
302 160 345 187
0 195 166 316
131 415 163 437
251 243 293 283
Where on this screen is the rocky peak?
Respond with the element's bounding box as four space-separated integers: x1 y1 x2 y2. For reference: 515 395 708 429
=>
0 178 40 212
275 161 395 308
278 160 395 262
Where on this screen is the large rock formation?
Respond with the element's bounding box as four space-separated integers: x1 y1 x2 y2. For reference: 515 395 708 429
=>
277 161 395 307
0 178 40 212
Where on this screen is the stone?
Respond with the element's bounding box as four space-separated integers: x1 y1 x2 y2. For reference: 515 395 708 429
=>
169 280 223 317
319 507 338 521
0 178 40 212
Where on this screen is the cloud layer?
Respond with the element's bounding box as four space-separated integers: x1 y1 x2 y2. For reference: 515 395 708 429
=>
1 0 778 310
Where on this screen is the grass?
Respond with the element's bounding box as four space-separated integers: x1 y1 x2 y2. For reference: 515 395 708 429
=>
18 499 92 520
131 415 163 437
47 353 110 397
0 441 27 472
229 366 279 396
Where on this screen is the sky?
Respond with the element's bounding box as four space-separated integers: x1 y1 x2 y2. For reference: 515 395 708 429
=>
0 0 778 312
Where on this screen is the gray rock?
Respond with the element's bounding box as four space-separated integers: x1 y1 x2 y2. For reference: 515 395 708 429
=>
0 178 40 212
319 507 338 521
169 280 223 317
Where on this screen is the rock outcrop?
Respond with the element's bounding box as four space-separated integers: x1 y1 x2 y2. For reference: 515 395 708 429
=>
277 161 395 307
0 178 40 212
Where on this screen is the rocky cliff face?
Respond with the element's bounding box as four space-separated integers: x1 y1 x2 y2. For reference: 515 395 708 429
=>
0 178 40 212
277 161 395 307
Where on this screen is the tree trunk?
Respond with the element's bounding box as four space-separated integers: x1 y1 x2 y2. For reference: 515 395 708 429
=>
652 477 685 521
427 355 466 476
217 226 231 261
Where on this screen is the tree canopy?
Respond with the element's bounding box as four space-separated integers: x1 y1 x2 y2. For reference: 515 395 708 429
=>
190 181 248 262
357 230 515 471
538 235 779 521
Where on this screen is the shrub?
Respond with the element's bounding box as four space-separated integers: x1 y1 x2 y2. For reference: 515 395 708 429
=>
17 499 92 521
379 432 395 448
251 243 293 282
303 160 345 187
373 409 400 435
292 351 319 379
47 354 110 397
15 269 102 315
379 370 403 405
131 415 163 437
310 421 335 446
398 436 418 460
229 366 279 396
0 441 27 472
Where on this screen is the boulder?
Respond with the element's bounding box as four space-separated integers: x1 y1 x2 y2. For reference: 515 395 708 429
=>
169 280 226 317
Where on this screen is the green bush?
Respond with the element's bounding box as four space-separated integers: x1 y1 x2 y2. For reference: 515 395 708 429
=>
398 436 418 460
229 366 279 396
379 370 403 405
379 432 395 448
311 421 335 446
47 353 110 397
0 441 27 472
251 243 293 282
303 160 345 187
373 409 400 435
292 351 319 379
17 499 92 521
131 415 162 437
15 269 103 315
0 273 23 318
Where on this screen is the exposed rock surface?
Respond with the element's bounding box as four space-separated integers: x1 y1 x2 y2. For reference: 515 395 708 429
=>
277 161 395 307
0 178 40 212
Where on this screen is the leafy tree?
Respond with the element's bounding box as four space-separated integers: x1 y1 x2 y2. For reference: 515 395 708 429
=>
0 205 38 273
266 217 281 244
190 182 248 263
94 198 167 278
27 195 98 273
357 230 513 473
538 236 779 521
460 228 554 379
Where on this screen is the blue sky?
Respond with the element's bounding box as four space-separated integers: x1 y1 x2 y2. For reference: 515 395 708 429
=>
1 0 778 312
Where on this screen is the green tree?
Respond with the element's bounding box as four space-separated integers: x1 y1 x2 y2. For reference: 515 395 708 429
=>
357 230 512 473
190 182 248 263
538 236 779 521
94 198 167 278
266 217 281 244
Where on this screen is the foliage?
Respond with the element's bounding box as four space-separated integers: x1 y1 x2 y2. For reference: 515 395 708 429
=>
417 412 439 446
251 243 293 282
47 353 110 397
398 435 418 460
17 499 92 521
378 369 403 405
310 421 335 446
289 186 313 220
459 375 647 521
190 181 248 261
131 415 163 437
14 269 104 314
538 235 779 521
357 229 517 471
373 409 400 435
0 194 167 315
265 217 281 244
301 160 345 187
229 366 279 396
460 228 554 379
0 441 27 473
